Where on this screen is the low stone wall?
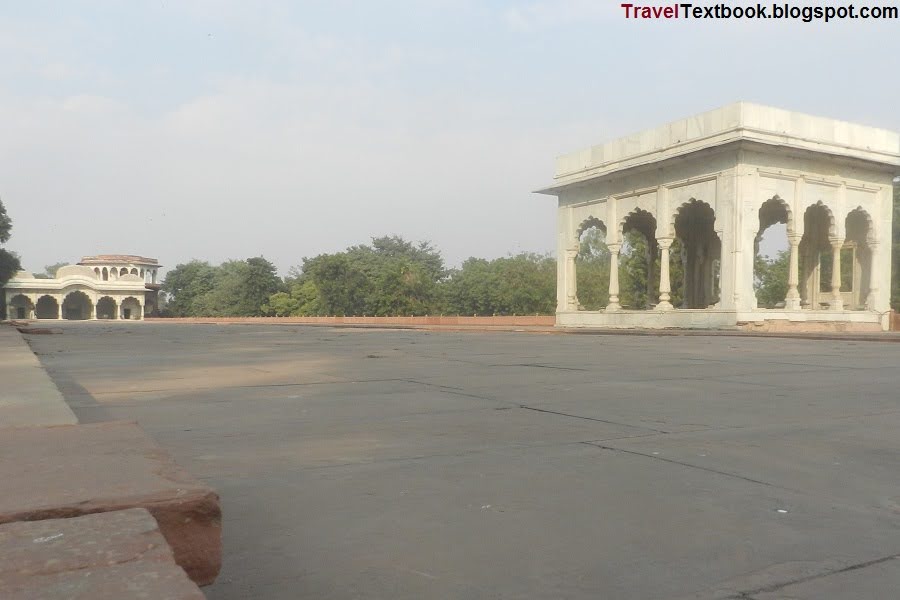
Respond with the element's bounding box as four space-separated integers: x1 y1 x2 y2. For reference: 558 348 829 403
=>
147 315 557 326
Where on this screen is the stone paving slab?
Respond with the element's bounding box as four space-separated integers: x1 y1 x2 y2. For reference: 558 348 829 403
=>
5 561 207 600
0 325 76 427
0 508 204 599
0 421 222 585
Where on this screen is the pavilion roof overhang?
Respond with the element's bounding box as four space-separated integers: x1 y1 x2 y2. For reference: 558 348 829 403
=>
535 102 900 197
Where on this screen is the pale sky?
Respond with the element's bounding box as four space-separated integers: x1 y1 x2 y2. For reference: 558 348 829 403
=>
2 1 898 276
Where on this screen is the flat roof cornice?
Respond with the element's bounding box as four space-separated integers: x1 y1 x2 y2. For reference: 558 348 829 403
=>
536 103 900 195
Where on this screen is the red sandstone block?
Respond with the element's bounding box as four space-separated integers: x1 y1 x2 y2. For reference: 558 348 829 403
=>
0 508 205 599
0 422 221 586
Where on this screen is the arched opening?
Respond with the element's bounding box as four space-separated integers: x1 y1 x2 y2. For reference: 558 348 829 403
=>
674 200 721 309
799 202 835 309
102 267 109 281
35 295 60 319
844 208 874 309
575 218 609 310
62 291 93 320
754 197 791 308
140 269 145 278
119 268 128 276
110 267 118 280
94 267 101 278
121 296 142 320
8 294 34 319
620 209 658 309
96 296 118 320
130 268 138 276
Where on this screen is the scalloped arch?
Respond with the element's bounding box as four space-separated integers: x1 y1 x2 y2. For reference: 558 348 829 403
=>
758 195 793 232
671 198 717 233
619 207 657 234
576 216 606 239
802 201 836 238
845 206 875 243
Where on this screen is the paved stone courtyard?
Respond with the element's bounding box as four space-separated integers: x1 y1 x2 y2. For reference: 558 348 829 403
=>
23 322 900 599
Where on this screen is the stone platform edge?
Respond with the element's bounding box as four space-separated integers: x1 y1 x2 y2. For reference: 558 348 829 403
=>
0 324 223 594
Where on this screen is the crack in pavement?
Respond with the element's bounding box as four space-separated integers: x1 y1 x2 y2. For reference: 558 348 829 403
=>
399 379 496 401
580 441 782 489
519 405 670 434
725 553 900 599
512 363 591 372
242 431 678 474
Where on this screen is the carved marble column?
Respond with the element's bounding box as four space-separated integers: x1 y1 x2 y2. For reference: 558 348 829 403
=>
785 233 801 310
829 237 844 310
657 237 674 311
565 248 578 310
606 243 621 312
865 240 878 310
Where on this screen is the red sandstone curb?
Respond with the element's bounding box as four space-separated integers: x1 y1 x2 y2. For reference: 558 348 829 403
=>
0 421 222 587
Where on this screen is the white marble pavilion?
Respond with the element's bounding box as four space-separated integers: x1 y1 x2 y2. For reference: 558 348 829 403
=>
537 103 899 331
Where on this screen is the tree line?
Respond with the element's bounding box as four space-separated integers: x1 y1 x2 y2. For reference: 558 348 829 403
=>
161 236 557 317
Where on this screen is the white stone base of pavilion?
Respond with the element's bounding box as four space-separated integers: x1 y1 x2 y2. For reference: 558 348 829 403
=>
557 309 887 331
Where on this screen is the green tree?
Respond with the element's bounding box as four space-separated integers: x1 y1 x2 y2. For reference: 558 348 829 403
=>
370 259 435 316
281 235 447 317
442 253 555 315
492 253 556 314
442 258 497 315
161 260 218 316
619 231 654 309
302 253 372 316
193 257 282 317
345 235 445 315
242 257 284 314
366 236 445 282
754 250 789 308
575 227 610 310
0 199 22 288
263 278 321 316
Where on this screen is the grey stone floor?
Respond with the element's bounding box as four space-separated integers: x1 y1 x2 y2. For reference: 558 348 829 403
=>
23 322 900 600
